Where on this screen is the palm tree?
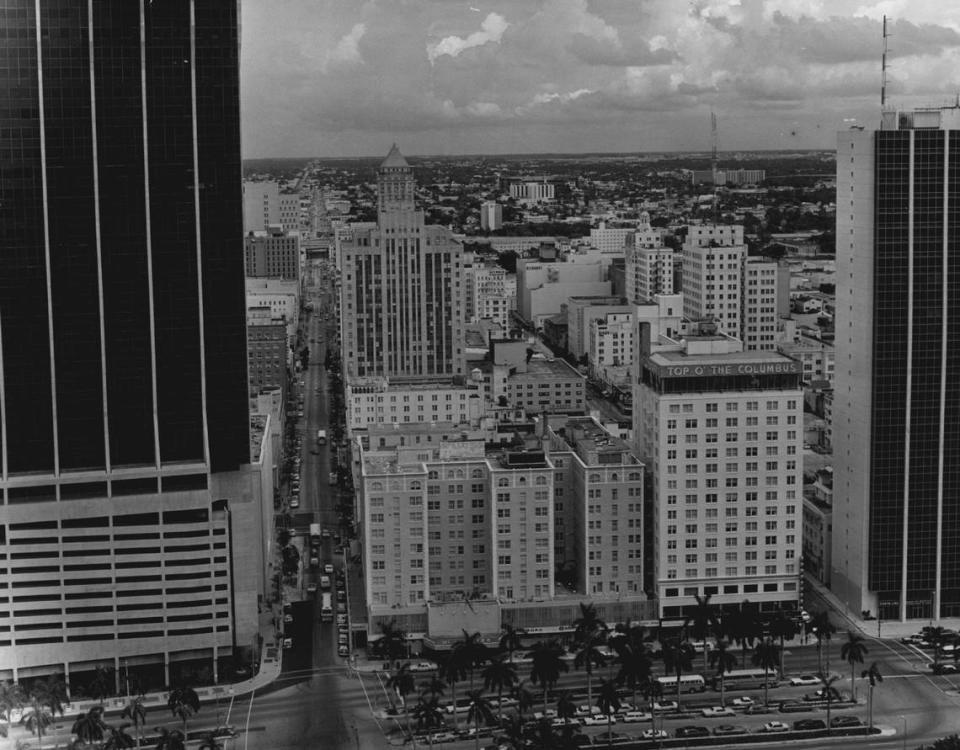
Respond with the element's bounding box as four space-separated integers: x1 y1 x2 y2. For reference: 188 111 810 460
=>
528 639 568 715
641 677 664 738
121 697 148 748
595 679 621 749
929 626 948 668
72 706 109 747
816 671 841 734
661 638 695 710
572 602 607 644
411 693 445 748
453 630 491 690
88 666 114 705
387 662 417 737
482 656 518 729
166 686 200 738
768 611 798 679
751 638 780 707
556 691 578 724
376 619 409 670
684 593 719 673
840 631 868 701
613 638 651 708
104 725 138 750
22 675 68 750
709 640 738 706
0 680 25 741
441 648 468 731
153 727 187 750
197 731 224 750
509 681 536 725
465 689 496 750
419 676 446 703
861 662 883 732
573 631 607 707
725 601 761 664
499 623 526 662
810 611 837 672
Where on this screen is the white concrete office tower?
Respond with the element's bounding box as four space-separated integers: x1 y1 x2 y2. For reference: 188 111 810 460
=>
243 181 300 234
625 212 677 304
682 224 746 338
590 222 635 254
339 145 465 380
634 327 804 620
832 105 960 622
470 261 517 328
480 201 503 231
741 257 780 351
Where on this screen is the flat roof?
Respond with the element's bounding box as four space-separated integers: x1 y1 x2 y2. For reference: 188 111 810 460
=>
509 358 583 382
648 348 798 367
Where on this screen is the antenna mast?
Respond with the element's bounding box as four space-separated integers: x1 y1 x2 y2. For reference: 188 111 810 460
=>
881 15 889 107
710 111 718 177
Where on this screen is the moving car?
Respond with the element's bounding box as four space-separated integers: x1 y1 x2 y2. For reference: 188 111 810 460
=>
713 725 748 736
409 661 438 673
763 721 790 732
789 675 820 686
652 701 678 712
932 663 959 674
581 715 614 726
793 719 827 730
282 637 293 649
641 729 668 740
621 711 652 723
289 497 299 509
701 706 736 718
338 645 349 657
675 726 709 738
830 715 862 728
731 697 754 707
324 563 335 575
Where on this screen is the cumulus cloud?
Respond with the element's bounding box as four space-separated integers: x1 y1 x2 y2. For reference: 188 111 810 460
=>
321 23 367 73
427 12 509 63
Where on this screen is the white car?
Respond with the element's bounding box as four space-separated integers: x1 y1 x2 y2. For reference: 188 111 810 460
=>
789 675 820 686
575 706 600 717
763 721 790 733
652 701 678 712
409 661 437 673
621 711 652 723
289 498 300 509
642 729 668 740
581 715 615 726
701 707 736 718
731 697 754 707
282 637 293 649
534 709 558 721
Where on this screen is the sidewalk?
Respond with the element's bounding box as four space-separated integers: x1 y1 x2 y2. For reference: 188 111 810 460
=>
67 612 283 718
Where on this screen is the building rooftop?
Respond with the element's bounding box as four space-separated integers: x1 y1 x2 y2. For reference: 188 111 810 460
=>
249 414 267 464
509 357 583 383
380 143 410 169
648 347 799 368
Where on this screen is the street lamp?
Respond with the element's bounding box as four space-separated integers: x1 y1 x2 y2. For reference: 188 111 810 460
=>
900 715 907 750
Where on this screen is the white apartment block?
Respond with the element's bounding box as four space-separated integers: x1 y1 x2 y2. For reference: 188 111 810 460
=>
245 277 299 345
509 179 555 204
517 259 611 328
346 378 483 433
682 225 746 338
626 246 677 304
565 296 632 358
590 223 634 254
243 181 280 233
777 338 835 385
634 332 804 620
741 257 779 350
471 263 517 328
590 312 634 368
480 201 503 231
547 418 646 597
279 193 301 233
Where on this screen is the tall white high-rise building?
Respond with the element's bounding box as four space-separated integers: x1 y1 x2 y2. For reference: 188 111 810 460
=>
480 201 503 231
741 257 780 351
634 328 804 620
682 224 746 337
339 145 465 380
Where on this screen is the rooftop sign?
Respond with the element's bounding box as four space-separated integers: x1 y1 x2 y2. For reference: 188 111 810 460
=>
649 360 802 379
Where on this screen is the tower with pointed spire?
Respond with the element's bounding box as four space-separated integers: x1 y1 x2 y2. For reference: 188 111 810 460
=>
339 145 465 381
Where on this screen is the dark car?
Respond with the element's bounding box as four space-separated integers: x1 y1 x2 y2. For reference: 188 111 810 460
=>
779 701 815 713
713 724 748 736
830 715 862 728
793 718 827 730
675 726 710 738
932 662 959 675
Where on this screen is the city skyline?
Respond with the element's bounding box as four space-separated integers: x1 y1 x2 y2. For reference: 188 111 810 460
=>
240 0 960 159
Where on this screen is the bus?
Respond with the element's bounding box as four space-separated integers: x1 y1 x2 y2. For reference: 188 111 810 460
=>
711 669 779 691
656 674 706 693
320 593 333 622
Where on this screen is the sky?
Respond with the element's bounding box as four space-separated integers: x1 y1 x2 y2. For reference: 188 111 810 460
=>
240 0 960 158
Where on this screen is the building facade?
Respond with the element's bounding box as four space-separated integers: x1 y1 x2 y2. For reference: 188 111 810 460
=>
480 201 503 231
741 257 780 351
0 0 260 685
247 307 288 395
832 106 960 621
339 146 465 380
682 225 746 338
244 226 301 281
635 333 804 619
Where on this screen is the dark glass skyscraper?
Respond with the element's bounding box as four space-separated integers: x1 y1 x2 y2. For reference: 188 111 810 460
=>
833 105 960 622
0 1 254 683
0 0 248 478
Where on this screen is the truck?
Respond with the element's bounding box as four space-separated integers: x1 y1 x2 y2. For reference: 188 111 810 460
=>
310 523 322 545
320 593 333 622
316 429 327 445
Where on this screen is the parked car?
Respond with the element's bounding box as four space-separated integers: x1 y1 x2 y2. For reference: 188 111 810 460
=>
652 701 678 712
338 645 349 657
675 726 709 738
576 706 600 718
289 497 300 509
804 687 842 702
789 675 820 686
731 697 754 707
713 725 748 736
581 715 614 726
932 663 959 675
409 661 437 673
282 637 293 649
763 721 790 732
830 715 862 728
641 729 668 740
701 706 736 718
621 711 652 723
793 718 827 730
779 701 814 713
